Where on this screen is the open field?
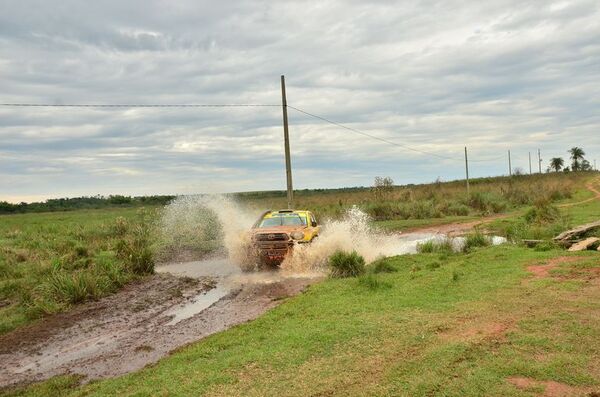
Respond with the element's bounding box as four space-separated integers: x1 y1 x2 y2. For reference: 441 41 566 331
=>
1 172 599 396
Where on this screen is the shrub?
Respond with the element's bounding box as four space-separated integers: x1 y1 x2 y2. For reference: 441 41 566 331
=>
328 250 366 278
466 192 508 214
417 237 454 254
462 231 490 252
524 198 561 224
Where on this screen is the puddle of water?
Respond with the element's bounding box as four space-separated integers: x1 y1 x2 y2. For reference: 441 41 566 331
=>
156 232 508 325
163 286 230 326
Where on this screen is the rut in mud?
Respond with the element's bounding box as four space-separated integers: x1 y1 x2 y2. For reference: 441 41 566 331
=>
0 261 318 388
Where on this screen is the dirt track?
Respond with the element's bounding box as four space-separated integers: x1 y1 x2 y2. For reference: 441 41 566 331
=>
0 263 317 389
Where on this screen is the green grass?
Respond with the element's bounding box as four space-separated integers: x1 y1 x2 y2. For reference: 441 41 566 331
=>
2 172 599 396
10 245 599 396
0 207 157 334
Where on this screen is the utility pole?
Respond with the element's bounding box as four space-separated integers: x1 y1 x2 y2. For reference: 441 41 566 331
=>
538 149 542 173
528 152 532 175
508 150 512 176
280 75 294 209
464 147 470 196
595 159 597 171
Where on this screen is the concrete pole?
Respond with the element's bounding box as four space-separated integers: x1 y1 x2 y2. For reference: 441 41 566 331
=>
280 75 294 209
529 152 532 175
508 150 512 176
538 149 542 173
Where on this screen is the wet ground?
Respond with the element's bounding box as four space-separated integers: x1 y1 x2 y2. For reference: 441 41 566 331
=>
0 259 319 389
0 230 483 389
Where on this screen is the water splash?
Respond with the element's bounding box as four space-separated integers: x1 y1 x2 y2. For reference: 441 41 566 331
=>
159 194 258 266
281 206 434 272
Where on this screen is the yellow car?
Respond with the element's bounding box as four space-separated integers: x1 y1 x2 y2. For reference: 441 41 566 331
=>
250 209 320 266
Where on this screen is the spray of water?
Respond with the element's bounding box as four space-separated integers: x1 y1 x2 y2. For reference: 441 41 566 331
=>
160 198 435 274
159 195 258 266
281 206 433 272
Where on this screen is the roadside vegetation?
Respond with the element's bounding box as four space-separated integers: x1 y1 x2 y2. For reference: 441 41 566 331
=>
0 208 155 334
10 244 600 396
1 172 599 395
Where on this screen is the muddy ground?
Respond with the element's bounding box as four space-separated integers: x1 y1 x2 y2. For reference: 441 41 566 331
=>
0 260 318 389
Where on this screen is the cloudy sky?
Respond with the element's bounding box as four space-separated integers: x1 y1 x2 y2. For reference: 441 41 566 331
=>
1 0 599 202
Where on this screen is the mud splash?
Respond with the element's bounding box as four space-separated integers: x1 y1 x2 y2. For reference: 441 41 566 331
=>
159 195 258 266
282 206 434 272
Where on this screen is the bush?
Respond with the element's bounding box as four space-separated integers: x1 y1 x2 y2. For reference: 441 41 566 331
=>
462 231 490 252
524 198 561 224
328 250 366 278
466 192 508 214
417 237 454 254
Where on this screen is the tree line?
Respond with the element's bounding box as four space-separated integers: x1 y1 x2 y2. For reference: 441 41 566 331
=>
0 195 175 215
548 147 594 172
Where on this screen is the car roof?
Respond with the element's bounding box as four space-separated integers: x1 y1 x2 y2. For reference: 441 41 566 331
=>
263 210 310 218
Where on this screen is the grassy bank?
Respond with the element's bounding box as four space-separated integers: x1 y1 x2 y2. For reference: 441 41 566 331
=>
0 208 156 334
10 245 600 396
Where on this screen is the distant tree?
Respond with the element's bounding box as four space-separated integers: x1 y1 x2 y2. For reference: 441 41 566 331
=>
549 157 564 172
569 147 585 171
513 167 524 176
563 166 570 172
582 159 592 171
372 176 394 201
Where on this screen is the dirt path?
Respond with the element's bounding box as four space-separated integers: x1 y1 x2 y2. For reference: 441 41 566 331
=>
0 263 318 389
558 177 600 207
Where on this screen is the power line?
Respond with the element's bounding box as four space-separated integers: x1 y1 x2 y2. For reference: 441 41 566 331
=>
0 101 514 164
0 103 279 108
288 105 505 163
288 105 461 161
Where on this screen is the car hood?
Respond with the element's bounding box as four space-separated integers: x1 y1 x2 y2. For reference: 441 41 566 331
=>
251 225 306 234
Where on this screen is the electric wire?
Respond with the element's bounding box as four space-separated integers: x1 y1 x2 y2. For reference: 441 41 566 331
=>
0 103 279 108
0 101 516 164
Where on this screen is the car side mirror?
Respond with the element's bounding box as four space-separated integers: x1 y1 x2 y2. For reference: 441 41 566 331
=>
311 221 317 227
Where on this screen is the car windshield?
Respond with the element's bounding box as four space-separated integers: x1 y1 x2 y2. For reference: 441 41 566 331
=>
259 214 305 228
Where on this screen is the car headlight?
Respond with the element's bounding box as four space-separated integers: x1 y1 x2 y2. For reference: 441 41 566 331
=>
290 231 305 240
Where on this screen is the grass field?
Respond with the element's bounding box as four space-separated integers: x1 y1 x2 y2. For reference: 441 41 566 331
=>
1 172 599 396
0 208 156 334
9 245 600 396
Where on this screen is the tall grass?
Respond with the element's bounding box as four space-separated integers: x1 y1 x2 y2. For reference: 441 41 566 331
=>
0 208 157 332
238 172 584 221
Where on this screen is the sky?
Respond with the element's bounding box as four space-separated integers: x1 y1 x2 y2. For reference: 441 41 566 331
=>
0 0 599 203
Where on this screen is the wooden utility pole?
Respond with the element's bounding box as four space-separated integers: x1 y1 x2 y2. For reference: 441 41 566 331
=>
528 152 532 174
464 147 470 196
538 149 542 173
508 150 512 176
280 75 294 209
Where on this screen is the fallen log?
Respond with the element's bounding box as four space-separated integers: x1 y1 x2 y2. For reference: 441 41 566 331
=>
553 220 600 241
568 237 600 252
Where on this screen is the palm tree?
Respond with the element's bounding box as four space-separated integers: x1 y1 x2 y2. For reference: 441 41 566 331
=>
549 157 564 172
569 147 585 171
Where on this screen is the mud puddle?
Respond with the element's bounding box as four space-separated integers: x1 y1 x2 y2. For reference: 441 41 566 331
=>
0 258 319 389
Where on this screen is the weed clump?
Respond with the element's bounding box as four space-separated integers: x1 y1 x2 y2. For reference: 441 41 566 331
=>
328 250 366 278
524 198 561 224
462 231 490 252
417 238 454 254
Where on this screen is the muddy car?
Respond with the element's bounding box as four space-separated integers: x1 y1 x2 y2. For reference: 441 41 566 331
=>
250 210 320 266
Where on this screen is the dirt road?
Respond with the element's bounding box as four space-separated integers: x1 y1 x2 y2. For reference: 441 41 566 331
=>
0 261 318 389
